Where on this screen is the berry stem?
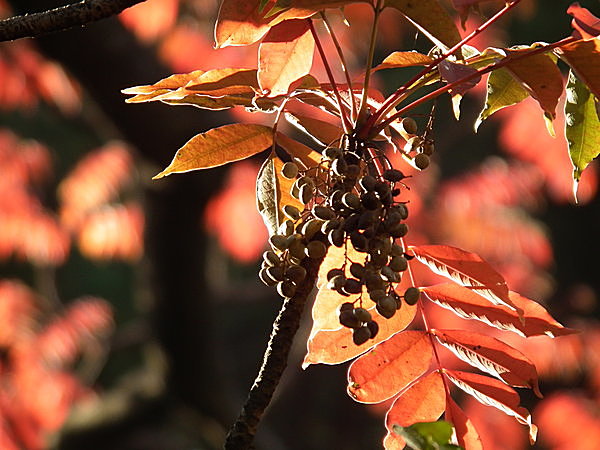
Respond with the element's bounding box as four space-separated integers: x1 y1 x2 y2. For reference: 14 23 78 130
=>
320 11 358 121
308 19 352 134
224 256 323 450
356 0 384 127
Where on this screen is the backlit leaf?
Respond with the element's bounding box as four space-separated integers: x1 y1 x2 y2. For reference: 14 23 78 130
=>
347 330 433 404
214 0 274 47
408 245 518 313
422 283 575 338
557 38 600 99
444 370 537 444
123 70 205 99
392 421 460 450
303 299 417 367
564 70 600 192
384 0 462 50
275 132 322 171
384 371 446 449
256 153 279 235
445 396 483 450
185 68 259 96
504 47 563 124
372 51 434 72
284 112 344 146
431 329 542 396
567 2 600 40
258 19 315 97
153 124 273 179
475 68 529 131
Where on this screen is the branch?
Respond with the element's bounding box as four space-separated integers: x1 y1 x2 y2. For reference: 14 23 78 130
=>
0 0 146 41
224 256 322 450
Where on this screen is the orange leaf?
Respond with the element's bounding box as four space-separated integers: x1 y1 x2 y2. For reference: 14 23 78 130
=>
431 329 542 396
275 132 321 171
505 48 563 121
303 301 417 367
214 0 273 47
445 396 484 450
422 282 576 338
284 112 344 146
185 68 259 96
384 371 446 448
347 330 433 404
258 19 314 97
557 38 600 99
409 245 518 313
372 51 434 72
444 370 537 444
122 70 205 100
153 124 273 178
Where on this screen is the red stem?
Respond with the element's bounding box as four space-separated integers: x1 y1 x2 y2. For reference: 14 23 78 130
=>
359 0 522 139
370 35 577 136
308 19 352 134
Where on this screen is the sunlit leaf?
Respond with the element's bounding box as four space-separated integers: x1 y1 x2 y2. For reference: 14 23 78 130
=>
444 370 537 444
475 68 529 131
303 299 417 367
185 68 259 95
431 329 542 396
258 19 314 97
392 421 460 450
347 330 433 404
372 51 434 72
384 0 462 50
214 0 274 47
408 245 518 313
123 70 204 99
445 396 483 450
557 38 600 99
384 371 446 449
284 112 344 146
504 46 563 124
153 124 273 179
564 70 600 194
275 132 322 170
422 283 575 338
256 152 280 235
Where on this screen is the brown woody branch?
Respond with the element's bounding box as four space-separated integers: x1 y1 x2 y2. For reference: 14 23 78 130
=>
224 257 322 450
0 0 146 41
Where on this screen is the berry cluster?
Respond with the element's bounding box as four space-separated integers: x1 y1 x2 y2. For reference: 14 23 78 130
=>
260 119 429 345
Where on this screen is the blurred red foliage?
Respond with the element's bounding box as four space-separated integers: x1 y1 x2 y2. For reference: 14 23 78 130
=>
204 161 268 263
0 281 112 449
119 0 179 43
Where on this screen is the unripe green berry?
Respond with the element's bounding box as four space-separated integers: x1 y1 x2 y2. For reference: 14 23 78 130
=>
353 326 372 345
306 240 327 259
283 204 301 220
263 250 281 266
285 265 307 283
389 255 408 272
269 234 289 252
404 287 421 305
414 153 430 170
340 309 361 328
353 307 372 323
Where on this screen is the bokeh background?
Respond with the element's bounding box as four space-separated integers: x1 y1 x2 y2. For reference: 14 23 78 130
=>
0 0 599 448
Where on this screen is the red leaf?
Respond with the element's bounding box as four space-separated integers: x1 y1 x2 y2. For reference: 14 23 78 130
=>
258 19 314 97
567 2 600 40
303 300 417 367
409 245 518 313
444 370 537 444
347 330 433 404
431 329 542 396
423 282 576 338
445 396 484 450
384 371 446 447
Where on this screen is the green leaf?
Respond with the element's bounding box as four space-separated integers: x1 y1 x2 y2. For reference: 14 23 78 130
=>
565 70 600 199
153 124 273 179
256 152 280 235
384 0 461 51
557 37 600 100
392 421 463 450
475 68 529 131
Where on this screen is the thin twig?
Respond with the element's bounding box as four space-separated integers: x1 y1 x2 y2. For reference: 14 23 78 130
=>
308 19 352 134
224 256 322 450
320 12 357 122
0 0 146 41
